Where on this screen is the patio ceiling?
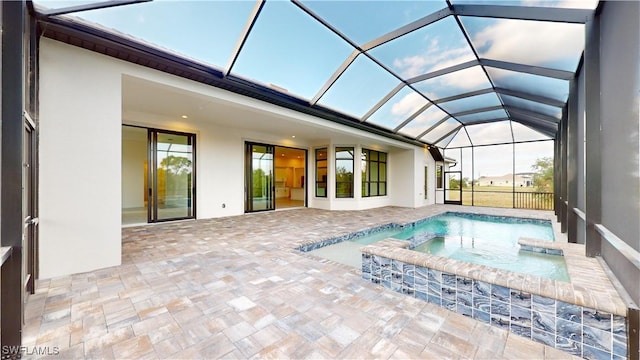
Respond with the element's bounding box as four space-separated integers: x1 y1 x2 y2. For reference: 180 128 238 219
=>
33 0 598 149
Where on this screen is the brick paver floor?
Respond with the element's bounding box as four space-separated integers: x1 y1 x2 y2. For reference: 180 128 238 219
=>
23 205 579 359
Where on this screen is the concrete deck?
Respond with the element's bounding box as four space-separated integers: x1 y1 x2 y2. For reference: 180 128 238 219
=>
22 205 614 359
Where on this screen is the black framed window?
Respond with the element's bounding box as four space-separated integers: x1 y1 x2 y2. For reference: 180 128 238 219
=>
315 148 327 197
436 164 443 189
424 166 428 199
362 149 387 197
335 147 354 198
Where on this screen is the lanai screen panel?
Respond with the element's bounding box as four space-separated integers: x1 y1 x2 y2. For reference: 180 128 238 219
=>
465 121 514 146
421 118 460 144
367 16 476 77
413 66 492 101
37 1 256 69
511 121 553 142
439 93 502 115
366 87 430 130
456 109 509 124
397 105 449 138
34 0 595 147
501 95 563 120
486 68 570 102
317 55 401 118
300 0 446 45
459 17 585 72
446 129 473 148
230 1 353 99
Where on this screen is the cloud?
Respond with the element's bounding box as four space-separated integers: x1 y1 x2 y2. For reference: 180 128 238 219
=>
390 91 428 117
435 66 491 92
473 19 584 68
393 45 475 79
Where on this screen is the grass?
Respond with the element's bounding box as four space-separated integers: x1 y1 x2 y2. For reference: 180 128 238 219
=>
445 186 554 209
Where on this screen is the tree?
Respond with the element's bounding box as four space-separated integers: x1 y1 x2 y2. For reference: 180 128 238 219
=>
160 155 192 176
531 157 553 192
448 177 470 190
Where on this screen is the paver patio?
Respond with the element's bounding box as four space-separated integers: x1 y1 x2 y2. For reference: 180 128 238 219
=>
23 205 582 359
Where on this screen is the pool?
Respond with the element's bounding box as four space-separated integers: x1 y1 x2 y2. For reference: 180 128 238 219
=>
306 212 569 281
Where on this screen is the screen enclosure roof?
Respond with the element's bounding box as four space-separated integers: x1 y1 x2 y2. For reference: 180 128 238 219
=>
33 0 598 149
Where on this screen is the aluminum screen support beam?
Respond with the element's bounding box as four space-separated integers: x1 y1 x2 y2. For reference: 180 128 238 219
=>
393 102 433 133
481 59 575 80
504 106 560 125
433 88 494 105
407 60 479 84
417 116 450 140
225 0 265 77
560 105 569 234
510 117 556 138
451 105 503 117
584 14 602 257
494 87 565 108
567 79 579 243
361 8 452 51
361 83 405 122
311 50 359 105
462 117 510 126
432 126 462 146
1 0 25 352
451 4 592 24
554 134 561 219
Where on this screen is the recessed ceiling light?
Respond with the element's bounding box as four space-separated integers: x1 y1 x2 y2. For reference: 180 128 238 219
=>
291 135 296 138
181 115 188 119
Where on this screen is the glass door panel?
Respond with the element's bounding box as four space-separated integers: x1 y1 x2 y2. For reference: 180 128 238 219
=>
246 143 275 212
445 171 463 205
153 131 195 221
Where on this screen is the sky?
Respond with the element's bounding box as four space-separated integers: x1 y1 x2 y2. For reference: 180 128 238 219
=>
37 0 593 166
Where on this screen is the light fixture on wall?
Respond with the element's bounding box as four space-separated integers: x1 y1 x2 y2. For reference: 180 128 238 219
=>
181 115 188 119
291 135 296 138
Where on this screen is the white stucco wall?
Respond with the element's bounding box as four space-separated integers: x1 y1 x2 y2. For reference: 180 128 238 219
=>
417 147 436 207
39 39 122 278
39 38 436 277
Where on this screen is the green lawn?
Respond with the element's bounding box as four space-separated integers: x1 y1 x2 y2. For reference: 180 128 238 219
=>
445 186 553 209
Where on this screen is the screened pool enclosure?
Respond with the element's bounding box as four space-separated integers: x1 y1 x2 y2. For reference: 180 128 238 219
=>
36 0 594 211
2 0 637 355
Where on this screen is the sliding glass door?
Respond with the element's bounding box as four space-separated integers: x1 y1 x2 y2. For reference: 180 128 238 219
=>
122 125 195 224
150 131 195 221
245 143 275 212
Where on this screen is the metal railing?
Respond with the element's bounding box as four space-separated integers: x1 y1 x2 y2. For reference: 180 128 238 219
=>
455 190 554 210
514 191 554 210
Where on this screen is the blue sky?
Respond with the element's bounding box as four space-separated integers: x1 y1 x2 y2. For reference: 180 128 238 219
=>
38 0 588 161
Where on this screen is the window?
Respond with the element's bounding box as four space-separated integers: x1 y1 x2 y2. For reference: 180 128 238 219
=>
335 147 354 198
436 164 443 189
362 149 387 197
424 166 428 199
315 148 327 197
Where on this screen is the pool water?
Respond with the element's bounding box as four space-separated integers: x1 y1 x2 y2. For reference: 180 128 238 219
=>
308 212 570 281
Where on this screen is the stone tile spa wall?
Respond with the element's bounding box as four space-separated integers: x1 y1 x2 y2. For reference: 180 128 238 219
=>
361 250 628 360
